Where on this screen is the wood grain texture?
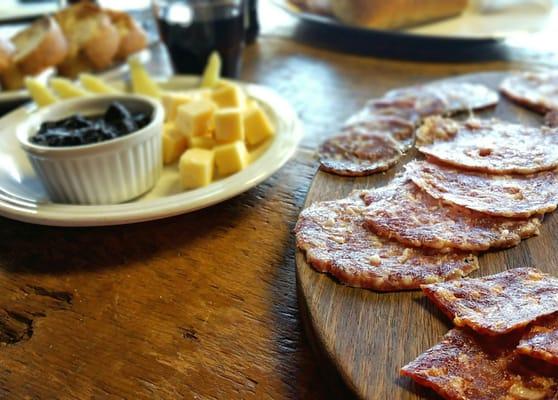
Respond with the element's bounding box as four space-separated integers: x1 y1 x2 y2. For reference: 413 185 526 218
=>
1 5 558 398
295 71 557 399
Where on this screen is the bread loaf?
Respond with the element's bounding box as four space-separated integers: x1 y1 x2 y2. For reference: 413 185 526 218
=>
55 3 120 73
107 10 148 60
10 17 68 75
331 0 468 29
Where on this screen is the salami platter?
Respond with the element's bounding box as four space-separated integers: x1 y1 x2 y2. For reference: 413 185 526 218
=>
295 71 558 399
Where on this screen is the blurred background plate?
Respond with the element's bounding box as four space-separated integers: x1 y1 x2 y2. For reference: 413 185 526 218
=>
274 0 558 44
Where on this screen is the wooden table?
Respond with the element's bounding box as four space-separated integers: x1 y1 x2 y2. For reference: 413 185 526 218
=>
1 4 558 399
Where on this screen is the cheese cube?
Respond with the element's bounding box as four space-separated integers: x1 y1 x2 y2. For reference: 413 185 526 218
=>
162 123 188 164
211 81 245 108
244 105 275 146
191 136 216 149
179 149 214 189
175 99 217 137
214 141 248 176
161 91 192 122
214 108 244 143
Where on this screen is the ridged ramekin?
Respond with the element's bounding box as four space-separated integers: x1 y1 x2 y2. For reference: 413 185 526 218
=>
17 95 164 205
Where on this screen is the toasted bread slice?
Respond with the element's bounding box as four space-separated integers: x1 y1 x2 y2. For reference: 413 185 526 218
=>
10 16 68 76
55 3 120 72
0 38 14 72
107 10 148 60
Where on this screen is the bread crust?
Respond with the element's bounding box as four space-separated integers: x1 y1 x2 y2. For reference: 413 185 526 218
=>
331 0 468 29
11 17 68 75
0 38 14 72
107 10 148 60
55 3 120 71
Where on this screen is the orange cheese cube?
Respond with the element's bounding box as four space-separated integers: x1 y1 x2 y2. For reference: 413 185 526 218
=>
179 148 215 189
211 81 246 108
214 108 244 143
244 105 275 146
214 141 248 176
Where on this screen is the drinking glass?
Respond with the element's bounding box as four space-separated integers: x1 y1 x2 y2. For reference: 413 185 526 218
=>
155 0 245 78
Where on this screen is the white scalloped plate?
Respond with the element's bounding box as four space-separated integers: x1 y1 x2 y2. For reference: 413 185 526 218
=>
0 76 303 226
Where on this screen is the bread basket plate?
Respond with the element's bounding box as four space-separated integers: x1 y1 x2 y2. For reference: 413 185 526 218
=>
274 0 558 44
0 49 151 110
0 75 303 226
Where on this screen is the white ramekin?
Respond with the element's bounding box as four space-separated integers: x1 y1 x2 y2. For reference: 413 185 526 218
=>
17 95 164 205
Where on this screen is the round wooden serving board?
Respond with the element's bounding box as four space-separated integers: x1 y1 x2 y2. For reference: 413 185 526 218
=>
295 72 558 399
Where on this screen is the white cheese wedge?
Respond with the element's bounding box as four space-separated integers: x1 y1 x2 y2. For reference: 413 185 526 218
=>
214 108 244 143
244 105 275 146
162 122 188 165
179 148 215 189
25 77 57 106
79 73 122 94
129 57 161 98
49 77 89 99
211 81 245 108
175 99 217 137
214 141 248 176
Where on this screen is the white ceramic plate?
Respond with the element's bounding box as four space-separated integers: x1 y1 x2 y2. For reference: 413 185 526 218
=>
0 76 303 226
275 0 558 43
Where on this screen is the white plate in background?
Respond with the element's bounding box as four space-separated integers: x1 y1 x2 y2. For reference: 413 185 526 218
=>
0 76 303 226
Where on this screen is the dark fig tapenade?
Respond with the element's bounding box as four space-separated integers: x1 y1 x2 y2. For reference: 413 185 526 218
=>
30 102 152 147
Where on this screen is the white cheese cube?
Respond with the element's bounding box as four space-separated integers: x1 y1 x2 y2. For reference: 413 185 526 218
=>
244 105 275 146
179 148 215 189
162 122 188 164
175 99 217 137
161 91 192 122
214 108 244 143
214 141 248 176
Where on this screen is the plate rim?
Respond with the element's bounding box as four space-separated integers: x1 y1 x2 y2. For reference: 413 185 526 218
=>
0 76 303 226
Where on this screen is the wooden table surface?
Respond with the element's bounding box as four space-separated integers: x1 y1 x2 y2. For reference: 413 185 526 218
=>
1 3 558 399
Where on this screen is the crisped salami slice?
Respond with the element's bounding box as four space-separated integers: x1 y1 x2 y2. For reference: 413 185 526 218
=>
361 178 541 251
546 110 558 128
500 71 558 114
344 114 416 152
517 313 558 366
401 328 558 400
421 268 558 335
294 196 479 291
358 98 423 126
386 82 499 115
418 116 558 174
406 160 558 218
318 128 403 177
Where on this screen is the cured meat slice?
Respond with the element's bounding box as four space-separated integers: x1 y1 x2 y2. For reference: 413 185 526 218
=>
546 110 558 128
386 82 499 115
421 268 558 335
500 71 558 114
318 128 403 177
361 178 541 251
418 116 558 174
517 313 558 366
358 98 422 125
344 114 416 152
401 328 558 400
294 196 479 291
406 160 558 218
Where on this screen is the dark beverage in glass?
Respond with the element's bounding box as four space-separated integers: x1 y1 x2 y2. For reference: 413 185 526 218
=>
157 0 245 78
